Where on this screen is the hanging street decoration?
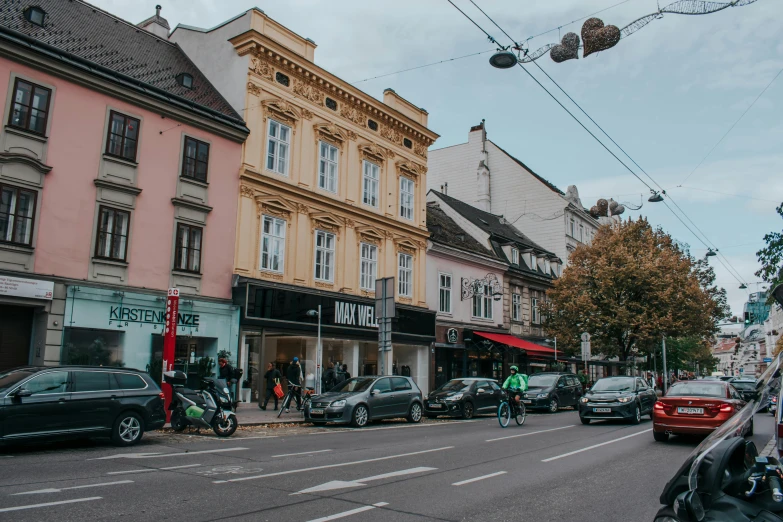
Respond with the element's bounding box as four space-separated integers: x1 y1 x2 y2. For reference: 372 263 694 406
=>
518 0 760 64
589 198 627 219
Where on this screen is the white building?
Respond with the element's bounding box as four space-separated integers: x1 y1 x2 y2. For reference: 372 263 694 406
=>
428 122 600 264
764 302 783 355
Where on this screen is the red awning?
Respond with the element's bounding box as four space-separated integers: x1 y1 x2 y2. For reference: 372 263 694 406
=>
474 331 556 356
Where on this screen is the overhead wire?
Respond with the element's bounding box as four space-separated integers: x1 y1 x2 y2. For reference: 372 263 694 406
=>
673 186 781 203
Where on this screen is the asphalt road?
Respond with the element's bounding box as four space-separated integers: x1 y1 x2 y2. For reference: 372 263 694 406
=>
0 410 776 522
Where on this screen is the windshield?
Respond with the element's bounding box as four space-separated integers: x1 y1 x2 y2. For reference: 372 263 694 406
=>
438 380 473 392
330 377 375 394
528 375 558 387
590 377 634 392
0 369 35 394
666 382 725 398
730 381 755 391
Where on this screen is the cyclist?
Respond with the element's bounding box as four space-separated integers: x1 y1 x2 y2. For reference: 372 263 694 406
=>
501 366 528 407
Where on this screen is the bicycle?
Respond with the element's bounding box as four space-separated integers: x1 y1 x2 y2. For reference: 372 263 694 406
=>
276 385 315 418
498 389 526 428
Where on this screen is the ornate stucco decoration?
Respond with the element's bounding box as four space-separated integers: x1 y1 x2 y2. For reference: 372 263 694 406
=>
413 142 428 159
344 219 356 229
297 203 310 215
255 195 295 219
394 237 418 256
340 104 366 126
310 211 344 237
293 79 325 105
240 185 255 198
359 142 393 163
355 225 385 246
247 82 263 97
261 99 302 126
396 160 426 181
302 109 314 120
314 123 348 150
249 56 274 82
346 130 358 141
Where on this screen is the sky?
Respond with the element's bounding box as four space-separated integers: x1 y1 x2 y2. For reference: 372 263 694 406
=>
95 0 782 316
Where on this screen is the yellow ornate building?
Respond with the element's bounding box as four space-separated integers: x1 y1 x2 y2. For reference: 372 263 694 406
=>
172 9 439 397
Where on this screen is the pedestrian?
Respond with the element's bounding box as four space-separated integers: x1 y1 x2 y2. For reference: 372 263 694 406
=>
286 356 303 412
260 362 282 410
341 364 351 380
577 369 588 393
217 356 237 406
322 362 336 392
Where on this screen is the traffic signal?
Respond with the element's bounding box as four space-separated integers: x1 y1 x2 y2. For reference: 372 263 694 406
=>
744 312 750 325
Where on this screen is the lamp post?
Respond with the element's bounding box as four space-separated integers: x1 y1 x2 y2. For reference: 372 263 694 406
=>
307 306 322 395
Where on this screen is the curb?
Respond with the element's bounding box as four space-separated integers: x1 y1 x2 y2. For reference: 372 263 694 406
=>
760 437 777 458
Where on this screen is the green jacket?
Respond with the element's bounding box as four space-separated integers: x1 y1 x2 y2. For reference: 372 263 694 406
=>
502 373 528 392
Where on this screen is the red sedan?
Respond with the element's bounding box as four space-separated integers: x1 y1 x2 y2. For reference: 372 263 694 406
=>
652 380 749 442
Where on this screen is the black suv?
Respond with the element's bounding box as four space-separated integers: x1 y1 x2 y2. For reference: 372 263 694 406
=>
0 366 166 447
522 372 583 412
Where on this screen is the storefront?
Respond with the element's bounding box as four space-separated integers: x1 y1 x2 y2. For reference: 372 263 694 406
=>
63 285 239 388
233 279 435 405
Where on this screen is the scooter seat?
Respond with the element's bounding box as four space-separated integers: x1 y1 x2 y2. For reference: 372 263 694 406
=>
178 387 207 407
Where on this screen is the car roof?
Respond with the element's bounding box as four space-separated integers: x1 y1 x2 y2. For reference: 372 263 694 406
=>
447 378 497 382
530 372 573 376
7 365 147 374
730 378 755 383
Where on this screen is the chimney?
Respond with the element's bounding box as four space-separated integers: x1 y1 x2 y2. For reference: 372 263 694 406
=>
138 5 170 39
476 160 491 212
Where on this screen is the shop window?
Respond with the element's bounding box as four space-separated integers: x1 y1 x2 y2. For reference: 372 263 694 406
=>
0 183 36 246
314 230 335 282
105 111 140 162
531 297 540 324
266 119 290 176
362 160 379 208
360 242 377 290
94 206 130 262
472 283 492 320
398 253 413 297
438 273 451 313
399 176 414 220
261 215 286 272
175 223 202 273
318 141 338 193
512 292 522 321
182 136 209 182
61 328 125 367
8 78 50 135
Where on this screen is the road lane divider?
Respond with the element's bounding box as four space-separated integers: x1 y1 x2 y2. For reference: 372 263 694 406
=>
292 467 436 495
542 429 652 462
0 496 102 513
452 471 507 486
107 463 202 475
13 480 133 495
213 446 454 484
485 425 576 442
306 502 389 522
272 449 332 458
308 420 480 435
92 447 248 460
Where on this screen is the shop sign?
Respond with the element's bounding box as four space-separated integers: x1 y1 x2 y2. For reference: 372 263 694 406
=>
108 305 200 329
334 301 378 328
0 275 53 300
446 328 459 343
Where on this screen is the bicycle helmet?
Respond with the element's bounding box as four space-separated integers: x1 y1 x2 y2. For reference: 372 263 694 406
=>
510 365 519 372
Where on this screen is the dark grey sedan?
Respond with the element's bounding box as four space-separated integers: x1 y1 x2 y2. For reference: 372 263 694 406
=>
304 376 423 427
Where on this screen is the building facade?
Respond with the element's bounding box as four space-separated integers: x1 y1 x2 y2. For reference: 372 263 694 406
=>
427 122 599 264
171 9 439 400
0 2 247 380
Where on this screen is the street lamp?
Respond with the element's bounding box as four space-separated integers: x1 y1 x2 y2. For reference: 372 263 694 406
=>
648 191 664 203
489 50 518 69
306 306 322 395
546 337 557 362
705 249 717 258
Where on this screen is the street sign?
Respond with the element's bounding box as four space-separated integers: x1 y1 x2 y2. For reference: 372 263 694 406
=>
764 357 773 363
374 277 395 320
162 288 179 421
581 340 591 361
446 328 458 343
740 367 744 373
581 332 591 342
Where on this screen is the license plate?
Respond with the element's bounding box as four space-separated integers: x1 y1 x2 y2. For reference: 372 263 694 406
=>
522 400 532 404
310 409 324 415
593 408 611 413
677 407 704 415
428 404 442 409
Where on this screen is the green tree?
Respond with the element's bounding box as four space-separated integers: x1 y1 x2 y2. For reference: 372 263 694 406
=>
656 337 718 374
756 202 783 290
541 218 729 361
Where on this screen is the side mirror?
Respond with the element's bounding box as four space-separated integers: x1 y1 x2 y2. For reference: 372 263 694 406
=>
477 388 485 394
15 389 32 398
371 390 381 396
674 491 705 522
557 383 565 388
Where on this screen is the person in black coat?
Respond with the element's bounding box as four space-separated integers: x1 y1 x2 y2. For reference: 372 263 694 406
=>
322 362 336 393
285 357 303 412
261 362 282 410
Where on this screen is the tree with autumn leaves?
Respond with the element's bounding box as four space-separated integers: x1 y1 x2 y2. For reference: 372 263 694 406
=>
541 218 728 361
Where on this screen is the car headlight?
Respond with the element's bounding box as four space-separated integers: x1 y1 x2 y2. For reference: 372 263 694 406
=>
580 397 589 403
223 387 230 394
331 400 346 408
617 396 633 403
444 393 463 401
537 393 548 398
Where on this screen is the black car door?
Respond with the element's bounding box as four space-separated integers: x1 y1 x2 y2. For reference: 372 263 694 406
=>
555 376 570 405
69 370 120 432
566 376 581 406
2 370 70 439
635 378 653 412
473 380 490 411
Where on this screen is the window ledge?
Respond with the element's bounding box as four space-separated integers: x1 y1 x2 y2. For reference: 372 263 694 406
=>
172 270 202 279
470 317 495 323
0 242 34 254
180 176 209 188
436 312 453 317
102 154 138 168
5 125 47 143
92 257 128 267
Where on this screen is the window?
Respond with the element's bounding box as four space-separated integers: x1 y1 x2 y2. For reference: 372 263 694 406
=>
398 253 413 297
266 119 290 175
72 371 113 392
367 119 378 131
8 78 51 135
567 376 579 387
94 206 130 261
176 73 193 89
372 378 392 394
531 297 540 324
392 377 412 391
182 137 209 182
23 6 46 26
579 224 584 242
472 284 492 320
0 184 36 246
511 248 519 265
114 373 146 390
512 292 522 321
362 160 379 207
275 72 290 87
403 138 412 149
260 215 286 272
400 177 414 220
438 273 452 313
20 371 68 395
314 230 335 282
175 224 202 273
569 218 575 238
359 242 377 290
105 111 140 161
325 97 338 111
318 141 338 193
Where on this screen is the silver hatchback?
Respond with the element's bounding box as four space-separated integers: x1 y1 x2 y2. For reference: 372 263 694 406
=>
304 376 423 427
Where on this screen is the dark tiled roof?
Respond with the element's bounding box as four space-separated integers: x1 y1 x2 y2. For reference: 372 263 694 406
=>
490 140 565 195
427 203 499 259
0 0 241 122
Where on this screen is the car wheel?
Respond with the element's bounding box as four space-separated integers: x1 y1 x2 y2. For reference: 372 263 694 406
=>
653 431 669 442
630 402 641 425
462 401 475 420
112 411 144 446
548 398 559 413
170 411 187 432
351 405 369 428
407 402 423 423
580 417 591 425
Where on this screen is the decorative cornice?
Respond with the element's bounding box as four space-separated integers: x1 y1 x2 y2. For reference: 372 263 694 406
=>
302 108 314 120
240 185 255 198
247 82 262 97
359 142 393 162
314 123 348 148
93 178 142 196
0 152 52 175
249 56 274 82
262 98 302 125
297 203 309 215
171 197 213 214
292 78 325 105
396 160 426 180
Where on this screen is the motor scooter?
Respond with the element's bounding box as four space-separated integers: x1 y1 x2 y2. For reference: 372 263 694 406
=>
163 370 238 437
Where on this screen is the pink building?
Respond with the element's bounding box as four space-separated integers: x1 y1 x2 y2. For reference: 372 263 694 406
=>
0 2 247 375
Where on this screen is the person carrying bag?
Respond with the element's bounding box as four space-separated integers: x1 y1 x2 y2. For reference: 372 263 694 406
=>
261 362 283 411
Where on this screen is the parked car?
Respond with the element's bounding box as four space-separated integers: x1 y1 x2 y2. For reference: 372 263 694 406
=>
304 376 423 427
521 372 583 413
0 366 166 447
728 378 759 403
424 378 502 419
578 376 657 425
652 379 750 442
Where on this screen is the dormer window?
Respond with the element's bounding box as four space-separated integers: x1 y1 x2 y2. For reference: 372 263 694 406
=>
24 6 46 26
176 73 193 89
511 248 519 265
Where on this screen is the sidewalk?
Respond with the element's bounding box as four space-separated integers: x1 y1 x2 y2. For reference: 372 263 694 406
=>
234 402 307 426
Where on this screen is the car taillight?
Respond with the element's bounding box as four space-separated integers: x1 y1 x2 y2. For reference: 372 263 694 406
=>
159 392 166 399
654 402 664 410
719 404 733 413
654 401 672 412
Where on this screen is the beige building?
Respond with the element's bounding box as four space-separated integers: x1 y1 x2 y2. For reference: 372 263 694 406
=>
172 9 439 398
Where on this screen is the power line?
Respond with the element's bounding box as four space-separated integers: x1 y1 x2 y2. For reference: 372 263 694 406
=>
352 49 495 84
673 186 782 203
522 0 636 42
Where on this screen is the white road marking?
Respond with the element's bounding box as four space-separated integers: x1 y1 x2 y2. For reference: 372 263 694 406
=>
293 467 436 495
542 429 653 462
452 471 507 486
485 425 576 442
308 420 479 435
13 480 133 495
306 502 389 522
214 446 454 484
0 497 102 513
107 463 202 475
273 449 332 458
93 447 248 460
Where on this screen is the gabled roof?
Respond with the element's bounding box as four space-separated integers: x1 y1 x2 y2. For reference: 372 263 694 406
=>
426 203 500 260
490 140 565 196
0 0 244 125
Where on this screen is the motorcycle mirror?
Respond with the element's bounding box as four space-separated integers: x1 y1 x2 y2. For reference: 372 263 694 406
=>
674 491 705 522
